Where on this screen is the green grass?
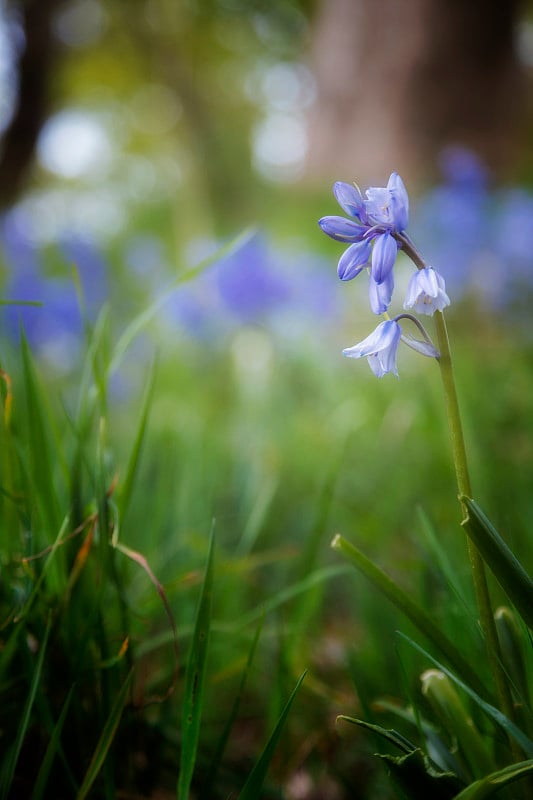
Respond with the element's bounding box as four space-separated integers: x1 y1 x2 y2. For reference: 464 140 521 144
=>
1 277 533 798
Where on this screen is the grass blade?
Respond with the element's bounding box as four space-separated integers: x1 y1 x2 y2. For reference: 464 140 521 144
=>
397 632 533 759
452 760 533 799
116 359 156 524
461 497 533 631
202 613 264 794
239 671 306 800
177 523 215 800
20 333 62 538
76 669 133 800
1 615 52 799
331 534 486 697
109 228 255 376
31 686 75 800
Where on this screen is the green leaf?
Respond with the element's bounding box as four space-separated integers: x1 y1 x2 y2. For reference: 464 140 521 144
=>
337 717 463 800
452 760 533 799
461 497 533 631
378 748 464 800
177 523 215 800
331 534 486 696
76 669 133 800
239 671 306 800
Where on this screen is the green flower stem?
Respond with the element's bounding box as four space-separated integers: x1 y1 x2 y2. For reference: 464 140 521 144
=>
433 309 518 739
397 234 517 734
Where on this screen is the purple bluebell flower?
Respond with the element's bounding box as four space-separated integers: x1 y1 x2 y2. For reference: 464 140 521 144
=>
404 267 450 316
319 172 409 311
342 319 402 378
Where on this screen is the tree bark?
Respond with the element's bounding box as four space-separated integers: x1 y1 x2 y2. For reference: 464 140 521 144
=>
0 0 66 209
305 0 526 186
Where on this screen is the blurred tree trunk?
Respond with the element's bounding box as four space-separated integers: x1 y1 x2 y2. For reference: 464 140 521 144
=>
305 0 526 185
0 0 65 209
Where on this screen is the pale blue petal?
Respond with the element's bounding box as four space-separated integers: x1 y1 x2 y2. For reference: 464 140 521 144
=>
387 172 409 230
364 187 391 225
337 239 371 280
404 267 450 315
371 232 398 283
368 272 394 314
318 216 366 242
333 181 366 219
401 333 440 358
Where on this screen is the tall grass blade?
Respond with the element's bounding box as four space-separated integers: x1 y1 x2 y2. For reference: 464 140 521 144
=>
20 333 62 537
31 686 75 800
76 669 133 800
202 613 264 794
238 670 306 800
116 359 156 523
452 760 533 799
177 523 215 800
461 497 533 631
331 534 486 696
1 615 52 799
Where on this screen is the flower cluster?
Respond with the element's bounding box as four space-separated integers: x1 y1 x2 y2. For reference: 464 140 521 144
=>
319 172 449 376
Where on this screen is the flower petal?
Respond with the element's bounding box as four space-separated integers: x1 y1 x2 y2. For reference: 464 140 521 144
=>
333 181 366 219
403 267 450 315
368 272 394 314
343 319 401 361
337 240 371 280
364 187 391 226
387 172 409 230
318 215 366 242
401 333 440 358
343 320 401 377
371 232 398 283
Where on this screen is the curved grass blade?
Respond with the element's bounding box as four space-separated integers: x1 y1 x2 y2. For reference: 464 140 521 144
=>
331 534 486 696
461 497 533 631
239 670 307 800
177 523 215 800
76 669 133 800
202 613 264 795
109 228 256 376
31 686 75 800
452 760 533 799
337 715 417 755
397 632 533 758
116 358 156 524
1 615 52 800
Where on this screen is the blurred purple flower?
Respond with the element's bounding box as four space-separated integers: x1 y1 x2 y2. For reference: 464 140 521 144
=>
0 212 109 370
439 146 489 191
213 234 290 323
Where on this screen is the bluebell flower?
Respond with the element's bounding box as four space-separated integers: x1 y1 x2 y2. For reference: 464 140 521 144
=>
404 267 450 316
319 172 409 311
342 319 402 378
